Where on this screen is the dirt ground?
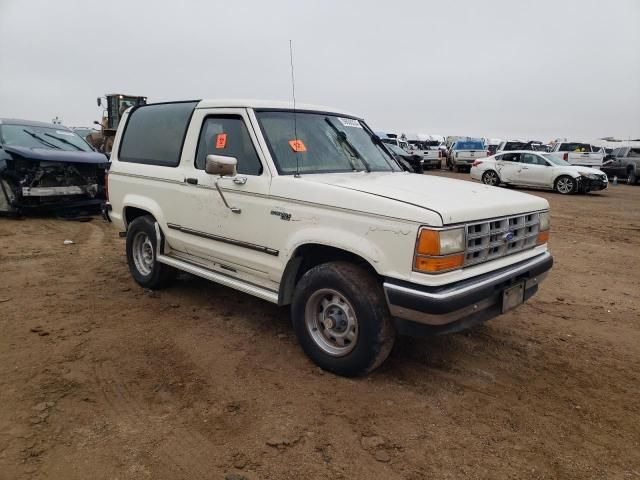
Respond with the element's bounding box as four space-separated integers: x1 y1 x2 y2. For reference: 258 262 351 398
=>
1 172 639 480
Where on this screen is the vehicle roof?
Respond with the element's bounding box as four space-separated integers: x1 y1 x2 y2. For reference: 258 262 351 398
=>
194 99 360 118
0 118 71 129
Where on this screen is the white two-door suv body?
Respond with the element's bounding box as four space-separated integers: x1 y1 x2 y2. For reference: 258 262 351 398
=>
470 150 608 194
105 99 553 376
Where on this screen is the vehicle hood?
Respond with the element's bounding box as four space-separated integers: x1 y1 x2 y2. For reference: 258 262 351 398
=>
2 145 108 164
299 172 549 224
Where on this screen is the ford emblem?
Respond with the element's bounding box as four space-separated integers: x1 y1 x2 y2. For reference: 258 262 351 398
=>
503 231 514 242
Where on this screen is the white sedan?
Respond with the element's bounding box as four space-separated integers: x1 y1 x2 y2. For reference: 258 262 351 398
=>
470 150 608 194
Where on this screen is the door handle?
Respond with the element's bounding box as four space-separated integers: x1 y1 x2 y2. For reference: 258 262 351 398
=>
233 176 248 185
185 177 198 185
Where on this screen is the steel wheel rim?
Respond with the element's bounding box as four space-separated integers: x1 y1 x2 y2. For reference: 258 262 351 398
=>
557 177 573 193
132 231 154 276
304 288 358 357
484 171 498 186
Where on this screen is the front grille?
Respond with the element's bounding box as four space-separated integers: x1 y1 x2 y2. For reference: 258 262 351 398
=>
464 212 540 267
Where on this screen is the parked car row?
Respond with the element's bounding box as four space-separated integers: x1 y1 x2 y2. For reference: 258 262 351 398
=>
378 130 638 190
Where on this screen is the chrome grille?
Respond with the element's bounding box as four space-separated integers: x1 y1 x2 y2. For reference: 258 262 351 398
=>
464 212 540 266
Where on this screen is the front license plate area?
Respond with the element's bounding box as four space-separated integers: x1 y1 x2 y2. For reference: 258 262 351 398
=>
502 282 525 313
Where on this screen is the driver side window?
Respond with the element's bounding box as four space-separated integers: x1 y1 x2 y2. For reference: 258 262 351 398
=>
195 115 263 175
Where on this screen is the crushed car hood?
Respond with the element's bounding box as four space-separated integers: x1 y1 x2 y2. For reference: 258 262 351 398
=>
3 145 108 164
299 172 549 224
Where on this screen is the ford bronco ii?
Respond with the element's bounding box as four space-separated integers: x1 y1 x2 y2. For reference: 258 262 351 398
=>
104 100 553 376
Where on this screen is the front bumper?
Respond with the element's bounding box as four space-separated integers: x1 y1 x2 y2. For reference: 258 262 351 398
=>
384 252 553 335
577 177 608 192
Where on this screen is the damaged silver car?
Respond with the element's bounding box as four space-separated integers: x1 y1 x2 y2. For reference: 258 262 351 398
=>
0 119 109 215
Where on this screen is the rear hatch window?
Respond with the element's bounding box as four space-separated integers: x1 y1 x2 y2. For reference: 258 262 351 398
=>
118 101 198 167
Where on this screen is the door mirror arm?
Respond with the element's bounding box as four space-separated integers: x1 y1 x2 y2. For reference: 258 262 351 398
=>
205 154 241 214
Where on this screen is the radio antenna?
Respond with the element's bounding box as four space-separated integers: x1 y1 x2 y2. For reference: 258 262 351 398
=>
289 40 300 178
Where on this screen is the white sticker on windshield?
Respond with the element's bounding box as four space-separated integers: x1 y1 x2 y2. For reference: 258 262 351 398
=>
55 130 75 136
338 117 362 128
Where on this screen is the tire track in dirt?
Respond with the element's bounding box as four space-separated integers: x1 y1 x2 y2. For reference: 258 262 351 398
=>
89 344 226 479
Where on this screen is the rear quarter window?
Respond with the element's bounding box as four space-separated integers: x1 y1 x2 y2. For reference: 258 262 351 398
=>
118 102 198 167
629 148 640 157
558 143 592 152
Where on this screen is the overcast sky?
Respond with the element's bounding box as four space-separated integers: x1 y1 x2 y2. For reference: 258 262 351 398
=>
1 0 638 142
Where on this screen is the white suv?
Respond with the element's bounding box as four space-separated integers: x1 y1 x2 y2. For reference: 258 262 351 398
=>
104 100 553 376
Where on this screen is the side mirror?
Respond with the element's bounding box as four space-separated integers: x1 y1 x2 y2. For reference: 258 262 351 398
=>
205 154 237 176
93 120 100 125
97 98 102 107
205 155 241 214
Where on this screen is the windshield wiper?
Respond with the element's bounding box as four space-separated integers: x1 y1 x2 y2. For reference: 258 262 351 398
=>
22 129 61 149
324 118 370 172
44 132 83 151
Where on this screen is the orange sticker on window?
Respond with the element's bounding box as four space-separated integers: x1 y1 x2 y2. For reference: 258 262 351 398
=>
215 133 227 149
288 139 307 152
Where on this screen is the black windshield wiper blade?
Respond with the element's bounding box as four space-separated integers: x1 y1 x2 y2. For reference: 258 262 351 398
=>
22 129 62 149
324 118 370 172
44 132 83 151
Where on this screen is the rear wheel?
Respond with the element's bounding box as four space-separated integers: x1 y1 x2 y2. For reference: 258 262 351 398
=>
482 170 500 186
555 175 576 195
126 215 177 289
628 168 637 185
291 262 395 377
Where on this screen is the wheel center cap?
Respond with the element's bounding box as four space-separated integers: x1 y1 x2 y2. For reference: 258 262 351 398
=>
323 316 337 330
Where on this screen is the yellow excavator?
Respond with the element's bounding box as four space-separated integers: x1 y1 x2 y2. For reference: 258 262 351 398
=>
87 94 147 154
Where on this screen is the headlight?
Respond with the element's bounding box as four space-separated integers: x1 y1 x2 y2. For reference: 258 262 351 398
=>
537 211 550 245
414 227 465 273
539 211 550 231
578 171 598 179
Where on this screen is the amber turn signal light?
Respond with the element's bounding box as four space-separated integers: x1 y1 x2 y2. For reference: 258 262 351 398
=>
416 229 440 256
414 254 465 273
536 230 550 245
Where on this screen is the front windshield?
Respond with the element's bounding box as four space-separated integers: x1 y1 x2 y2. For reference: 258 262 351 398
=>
256 111 400 174
543 154 571 166
0 124 93 152
386 143 407 155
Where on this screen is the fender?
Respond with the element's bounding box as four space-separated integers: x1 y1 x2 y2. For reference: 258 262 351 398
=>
121 193 165 229
283 223 415 280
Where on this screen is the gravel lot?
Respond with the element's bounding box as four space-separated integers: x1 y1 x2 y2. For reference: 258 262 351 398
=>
1 171 639 480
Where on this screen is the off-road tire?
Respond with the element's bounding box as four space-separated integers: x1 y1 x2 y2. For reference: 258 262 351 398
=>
628 168 637 185
554 175 576 195
291 261 396 377
126 215 177 289
482 170 500 186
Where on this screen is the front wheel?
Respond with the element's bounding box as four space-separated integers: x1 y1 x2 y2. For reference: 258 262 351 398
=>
291 262 395 377
126 215 177 289
628 168 637 185
482 170 500 186
555 175 576 195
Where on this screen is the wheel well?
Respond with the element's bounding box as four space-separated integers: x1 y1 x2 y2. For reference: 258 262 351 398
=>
124 206 152 228
278 244 378 306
